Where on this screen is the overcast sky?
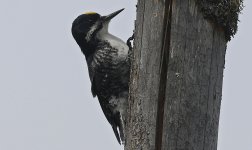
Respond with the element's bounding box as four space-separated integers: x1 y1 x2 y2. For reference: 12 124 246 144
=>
0 0 251 150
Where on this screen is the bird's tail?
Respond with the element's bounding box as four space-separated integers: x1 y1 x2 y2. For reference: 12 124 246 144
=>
112 113 126 145
118 116 125 145
112 125 121 144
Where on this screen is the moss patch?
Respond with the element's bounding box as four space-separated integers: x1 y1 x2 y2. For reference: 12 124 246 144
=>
196 0 243 41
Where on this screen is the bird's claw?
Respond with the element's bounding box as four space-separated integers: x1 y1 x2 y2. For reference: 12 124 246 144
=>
127 32 134 50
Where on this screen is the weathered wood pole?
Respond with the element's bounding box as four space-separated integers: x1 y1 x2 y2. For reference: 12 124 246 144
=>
125 0 242 150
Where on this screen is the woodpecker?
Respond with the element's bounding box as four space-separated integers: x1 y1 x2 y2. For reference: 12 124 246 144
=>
71 9 131 144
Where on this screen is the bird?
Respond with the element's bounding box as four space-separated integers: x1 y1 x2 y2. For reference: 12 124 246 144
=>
71 9 131 144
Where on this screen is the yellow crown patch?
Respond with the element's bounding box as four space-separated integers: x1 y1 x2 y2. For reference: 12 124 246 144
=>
84 12 97 15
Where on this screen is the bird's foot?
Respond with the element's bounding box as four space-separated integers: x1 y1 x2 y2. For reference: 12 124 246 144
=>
127 32 134 50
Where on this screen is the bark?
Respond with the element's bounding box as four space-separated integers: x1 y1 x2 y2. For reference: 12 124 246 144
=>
125 0 227 150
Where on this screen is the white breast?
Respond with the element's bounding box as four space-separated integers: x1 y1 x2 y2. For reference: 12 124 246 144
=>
96 23 129 59
104 34 129 58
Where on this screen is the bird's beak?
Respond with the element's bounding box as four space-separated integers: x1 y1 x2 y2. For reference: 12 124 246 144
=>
103 8 124 22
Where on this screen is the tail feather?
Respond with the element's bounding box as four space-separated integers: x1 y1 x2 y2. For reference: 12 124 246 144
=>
112 125 121 144
118 115 125 145
112 113 126 145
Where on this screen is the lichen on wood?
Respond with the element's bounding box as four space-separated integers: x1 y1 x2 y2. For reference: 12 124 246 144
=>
196 0 243 40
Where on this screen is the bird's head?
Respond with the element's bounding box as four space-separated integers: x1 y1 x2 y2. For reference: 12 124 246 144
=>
72 9 124 57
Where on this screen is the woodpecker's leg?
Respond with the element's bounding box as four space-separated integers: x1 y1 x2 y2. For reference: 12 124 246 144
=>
126 32 134 51
127 32 134 64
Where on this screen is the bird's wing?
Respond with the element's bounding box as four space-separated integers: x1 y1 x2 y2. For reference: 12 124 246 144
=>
86 57 97 97
90 72 97 97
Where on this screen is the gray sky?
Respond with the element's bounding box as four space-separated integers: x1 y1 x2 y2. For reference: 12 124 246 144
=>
0 0 250 150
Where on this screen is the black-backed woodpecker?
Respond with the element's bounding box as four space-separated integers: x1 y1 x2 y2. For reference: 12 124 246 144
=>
72 9 130 144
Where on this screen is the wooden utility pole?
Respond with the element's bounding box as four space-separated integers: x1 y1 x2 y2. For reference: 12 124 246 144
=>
125 0 242 150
